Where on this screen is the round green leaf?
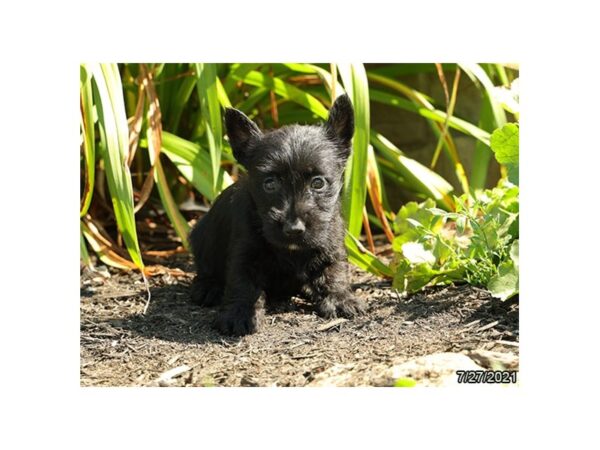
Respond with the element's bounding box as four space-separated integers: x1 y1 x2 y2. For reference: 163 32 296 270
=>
490 123 519 165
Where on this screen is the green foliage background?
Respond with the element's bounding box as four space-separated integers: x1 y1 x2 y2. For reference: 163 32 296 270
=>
80 63 519 296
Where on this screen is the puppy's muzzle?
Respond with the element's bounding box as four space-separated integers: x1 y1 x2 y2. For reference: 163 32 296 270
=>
283 218 306 237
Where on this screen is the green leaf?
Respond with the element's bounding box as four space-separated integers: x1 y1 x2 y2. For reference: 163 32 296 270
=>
506 163 519 185
235 70 328 119
144 118 191 250
90 63 144 269
223 63 262 93
338 63 370 237
460 63 511 189
370 89 491 147
196 63 223 196
371 133 454 209
303 64 346 98
459 63 507 130
487 258 519 301
166 68 196 132
509 239 519 270
216 77 232 108
394 199 440 235
235 88 269 115
80 65 95 217
345 233 393 278
394 377 417 387
394 262 444 293
401 242 436 265
470 98 495 190
281 63 320 74
490 123 519 165
367 72 435 105
160 132 232 201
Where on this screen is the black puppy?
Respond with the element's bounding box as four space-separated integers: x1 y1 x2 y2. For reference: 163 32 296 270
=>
190 94 364 335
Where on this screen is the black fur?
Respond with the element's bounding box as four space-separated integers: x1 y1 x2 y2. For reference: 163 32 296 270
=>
190 94 364 335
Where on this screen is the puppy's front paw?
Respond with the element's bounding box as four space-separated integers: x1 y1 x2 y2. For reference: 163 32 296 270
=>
191 281 222 307
318 294 365 319
215 304 264 336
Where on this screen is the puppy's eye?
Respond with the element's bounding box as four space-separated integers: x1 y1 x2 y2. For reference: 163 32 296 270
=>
263 177 280 193
310 176 326 190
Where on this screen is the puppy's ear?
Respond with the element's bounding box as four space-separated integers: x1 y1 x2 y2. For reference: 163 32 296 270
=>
225 108 262 166
326 94 354 154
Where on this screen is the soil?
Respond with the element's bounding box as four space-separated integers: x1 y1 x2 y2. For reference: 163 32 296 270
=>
80 251 519 387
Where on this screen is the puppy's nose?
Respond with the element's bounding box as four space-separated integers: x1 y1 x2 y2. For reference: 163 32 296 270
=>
283 219 305 237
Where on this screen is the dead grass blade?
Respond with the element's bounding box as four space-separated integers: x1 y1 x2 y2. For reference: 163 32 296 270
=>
431 66 462 171
133 64 163 213
362 209 376 253
127 81 145 167
330 63 337 100
81 218 138 270
435 63 450 106
269 65 279 127
143 247 186 258
82 217 189 277
366 146 395 244
143 266 188 277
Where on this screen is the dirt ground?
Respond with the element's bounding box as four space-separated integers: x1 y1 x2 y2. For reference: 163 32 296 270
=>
80 250 519 387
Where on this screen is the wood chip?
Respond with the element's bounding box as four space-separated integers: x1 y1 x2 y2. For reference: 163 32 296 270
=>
88 332 118 338
461 319 482 328
317 318 348 332
495 340 519 347
98 291 138 299
240 375 259 387
288 341 309 350
167 355 181 365
290 353 321 360
157 365 191 383
125 343 142 353
476 320 499 332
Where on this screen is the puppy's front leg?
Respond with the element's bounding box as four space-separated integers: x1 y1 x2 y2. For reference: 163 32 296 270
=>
310 261 365 319
216 263 265 336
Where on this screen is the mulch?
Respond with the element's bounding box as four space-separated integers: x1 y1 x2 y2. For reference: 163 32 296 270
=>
80 252 519 387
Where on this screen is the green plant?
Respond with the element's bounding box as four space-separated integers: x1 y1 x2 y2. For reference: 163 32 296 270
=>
490 122 519 185
80 64 144 270
391 180 519 299
80 63 519 284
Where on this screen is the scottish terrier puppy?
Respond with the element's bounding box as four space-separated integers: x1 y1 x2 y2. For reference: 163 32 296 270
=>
190 94 364 335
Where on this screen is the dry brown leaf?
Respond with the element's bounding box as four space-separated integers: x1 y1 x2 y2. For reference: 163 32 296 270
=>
133 64 163 213
81 217 137 270
143 265 188 277
127 81 145 166
366 147 395 244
